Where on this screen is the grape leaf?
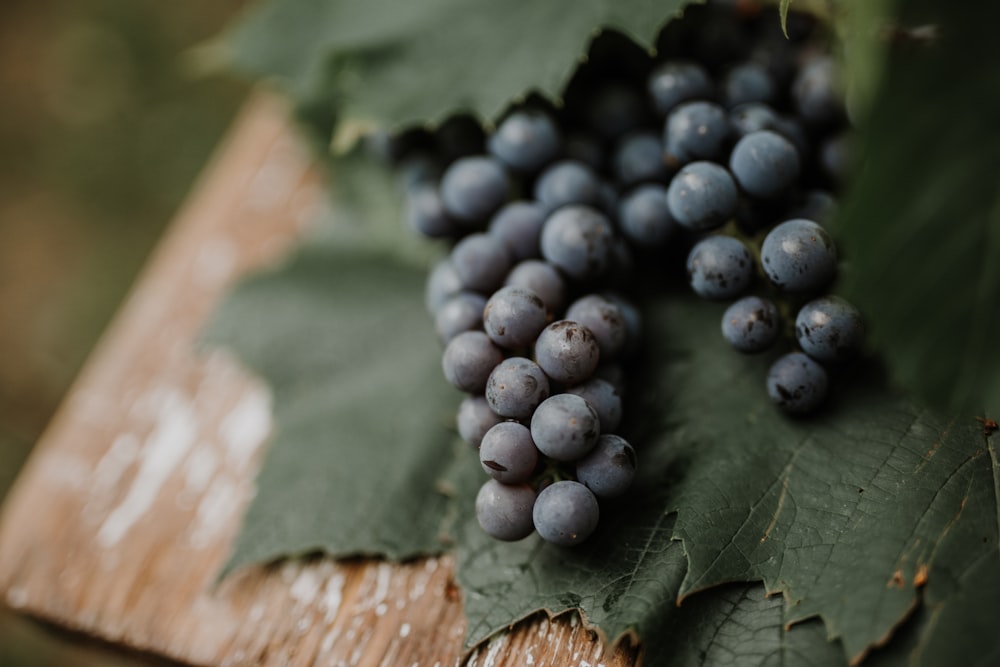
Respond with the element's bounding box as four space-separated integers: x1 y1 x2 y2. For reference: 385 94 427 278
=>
215 0 696 131
838 0 1000 415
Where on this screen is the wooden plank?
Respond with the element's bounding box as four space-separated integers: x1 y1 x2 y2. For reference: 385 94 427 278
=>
0 92 642 667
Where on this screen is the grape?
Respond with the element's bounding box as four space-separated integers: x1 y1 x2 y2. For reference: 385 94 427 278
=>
565 294 627 360
722 62 776 108
534 160 603 212
584 83 647 140
442 331 504 394
729 130 801 200
792 56 845 127
476 479 536 541
532 481 600 546
504 260 566 314
576 434 636 498
534 320 601 385
760 219 837 293
406 186 459 239
788 190 837 225
663 101 730 166
647 61 714 116
795 295 864 363
457 396 503 448
686 235 754 300
721 296 781 353
539 205 615 281
601 291 642 358
451 233 512 293
488 108 561 173
617 184 677 248
397 151 441 192
612 132 670 187
820 131 851 187
666 161 738 231
479 422 539 484
434 292 486 342
485 357 551 419
440 155 509 224
565 378 622 432
488 201 547 262
530 394 600 462
483 286 548 350
766 352 829 415
729 102 781 138
425 259 463 315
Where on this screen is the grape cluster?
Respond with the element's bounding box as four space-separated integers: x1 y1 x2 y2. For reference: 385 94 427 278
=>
380 3 862 544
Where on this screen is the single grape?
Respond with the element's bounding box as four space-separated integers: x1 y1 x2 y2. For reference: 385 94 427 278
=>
532 481 600 546
425 259 464 315
539 205 615 281
457 396 503 448
530 394 600 462
601 291 642 358
534 160 603 212
787 190 838 225
442 331 505 394
451 233 512 293
617 184 677 247
721 296 781 353
729 130 801 200
476 479 536 541
722 62 776 108
488 201 547 262
820 131 851 187
760 219 837 293
647 61 714 116
483 286 548 350
686 235 754 300
440 155 509 224
565 294 627 360
792 56 845 127
795 295 864 363
663 101 730 167
406 185 459 239
666 161 738 231
767 352 829 415
584 83 648 140
479 422 539 484
534 320 601 385
434 292 486 343
488 108 561 173
504 260 566 314
485 357 551 419
565 378 622 432
576 434 636 498
612 132 670 188
729 102 781 138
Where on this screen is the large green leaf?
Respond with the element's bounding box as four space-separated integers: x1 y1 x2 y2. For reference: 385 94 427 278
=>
838 0 1000 415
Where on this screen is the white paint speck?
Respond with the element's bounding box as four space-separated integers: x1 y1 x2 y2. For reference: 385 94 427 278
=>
399 623 411 638
6 586 27 608
290 568 321 606
219 387 272 470
195 238 237 286
188 479 240 549
375 603 388 617
321 572 346 623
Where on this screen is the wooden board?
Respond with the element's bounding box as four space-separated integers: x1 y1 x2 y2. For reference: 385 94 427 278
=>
0 93 642 667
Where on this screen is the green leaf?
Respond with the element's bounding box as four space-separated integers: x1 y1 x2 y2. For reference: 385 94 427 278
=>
217 0 698 130
838 0 1000 415
779 0 792 37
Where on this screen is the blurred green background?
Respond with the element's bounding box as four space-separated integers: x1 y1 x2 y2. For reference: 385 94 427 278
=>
0 0 247 664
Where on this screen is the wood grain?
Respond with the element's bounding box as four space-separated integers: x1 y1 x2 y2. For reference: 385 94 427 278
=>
0 93 642 667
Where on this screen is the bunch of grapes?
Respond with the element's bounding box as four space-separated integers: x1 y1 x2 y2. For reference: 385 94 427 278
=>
377 3 861 544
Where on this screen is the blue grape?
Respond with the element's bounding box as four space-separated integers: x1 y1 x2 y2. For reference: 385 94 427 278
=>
795 295 864 363
534 160 603 212
532 481 599 546
440 156 509 224
434 292 486 342
534 320 601 385
451 233 512 293
483 286 548 350
729 102 781 138
788 190 838 225
820 131 851 187
425 259 463 315
488 201 547 262
488 109 562 173
722 62 776 108
767 352 829 415
565 378 622 432
721 296 781 353
663 101 730 167
760 219 837 293
479 422 539 484
647 61 714 116
584 83 647 140
442 331 504 394
565 294 627 360
476 479 536 541
456 396 503 448
612 132 670 187
686 235 754 300
397 151 441 192
576 434 636 498
666 161 738 231
406 186 459 239
485 357 550 419
504 260 566 314
601 291 642 358
729 130 801 200
617 184 677 248
539 205 615 281
792 56 845 127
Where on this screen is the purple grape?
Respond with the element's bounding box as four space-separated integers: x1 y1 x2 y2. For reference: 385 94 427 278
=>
442 331 504 394
565 294 627 361
534 320 601 385
721 296 781 353
488 109 561 173
440 155 509 224
686 235 754 300
760 219 837 293
532 481 599 546
666 161 739 231
565 378 622 432
483 286 548 350
617 184 678 248
476 479 536 541
767 352 829 416
406 186 460 239
451 233 512 293
576 434 636 498
434 292 486 343
795 295 865 363
425 259 463 315
504 260 567 314
485 357 550 419
457 396 503 448
664 101 730 167
479 422 539 484
729 130 801 200
530 394 600 462
534 160 603 212
647 61 714 116
539 205 615 281
488 201 547 262
612 132 670 187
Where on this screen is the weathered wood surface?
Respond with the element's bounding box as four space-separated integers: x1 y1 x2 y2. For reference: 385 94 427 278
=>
0 93 642 667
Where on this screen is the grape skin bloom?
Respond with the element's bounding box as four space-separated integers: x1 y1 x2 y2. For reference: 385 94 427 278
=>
530 394 601 462
532 481 600 546
476 479 536 541
760 218 837 293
